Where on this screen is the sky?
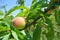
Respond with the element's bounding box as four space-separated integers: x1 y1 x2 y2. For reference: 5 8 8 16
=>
0 0 32 17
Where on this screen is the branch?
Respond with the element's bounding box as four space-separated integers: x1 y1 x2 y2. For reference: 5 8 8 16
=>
29 16 42 26
27 6 56 27
20 16 42 31
20 1 57 31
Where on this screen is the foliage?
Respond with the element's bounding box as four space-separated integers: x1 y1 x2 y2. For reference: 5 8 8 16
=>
0 0 60 40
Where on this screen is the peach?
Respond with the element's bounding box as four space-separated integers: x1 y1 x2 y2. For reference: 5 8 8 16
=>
12 17 26 29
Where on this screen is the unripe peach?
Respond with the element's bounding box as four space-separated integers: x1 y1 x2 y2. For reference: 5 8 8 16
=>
12 17 26 29
47 11 51 14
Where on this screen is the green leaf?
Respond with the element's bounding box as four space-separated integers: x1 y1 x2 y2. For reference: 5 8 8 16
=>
5 6 27 17
0 26 10 32
25 31 32 40
17 0 24 6
16 8 29 17
0 30 9 37
2 33 10 40
33 24 41 40
0 10 5 19
14 29 25 40
0 18 11 28
56 32 60 40
55 8 60 25
45 17 55 40
11 30 19 40
31 0 37 8
11 27 25 40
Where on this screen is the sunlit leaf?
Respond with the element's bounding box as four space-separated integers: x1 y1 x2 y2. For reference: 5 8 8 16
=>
16 8 29 17
5 6 27 17
11 30 19 40
2 33 10 40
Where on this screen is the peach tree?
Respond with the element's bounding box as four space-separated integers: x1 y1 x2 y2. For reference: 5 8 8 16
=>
0 0 60 40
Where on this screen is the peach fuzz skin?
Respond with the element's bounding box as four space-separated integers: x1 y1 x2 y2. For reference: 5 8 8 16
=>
12 17 25 29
